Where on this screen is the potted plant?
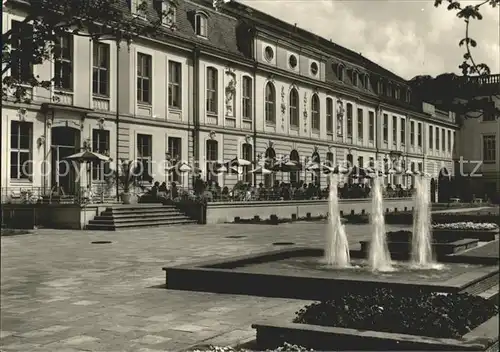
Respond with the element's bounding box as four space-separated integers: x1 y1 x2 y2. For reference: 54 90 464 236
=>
114 159 139 204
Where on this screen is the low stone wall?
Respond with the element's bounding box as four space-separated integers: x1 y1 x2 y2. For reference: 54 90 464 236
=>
2 204 106 230
205 198 414 224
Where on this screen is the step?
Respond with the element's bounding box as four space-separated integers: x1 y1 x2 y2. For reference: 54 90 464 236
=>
96 212 185 220
478 284 499 303
89 215 191 225
100 209 181 217
86 219 197 230
106 207 178 214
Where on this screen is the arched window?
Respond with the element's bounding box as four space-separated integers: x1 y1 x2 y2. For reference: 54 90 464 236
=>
289 88 299 127
289 149 300 184
242 143 252 183
346 103 353 138
206 139 218 183
337 65 344 81
326 98 333 133
195 13 208 37
311 94 320 130
265 82 275 123
326 152 334 167
242 76 252 120
206 67 218 113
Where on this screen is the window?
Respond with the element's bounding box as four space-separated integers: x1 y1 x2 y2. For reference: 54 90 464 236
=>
205 67 218 114
378 81 384 95
410 121 415 146
369 111 374 142
368 157 375 169
242 76 252 120
168 137 182 182
406 90 411 103
387 84 392 97
137 53 152 104
264 46 274 62
346 103 353 137
352 71 358 86
130 0 146 16
311 94 320 130
429 126 433 149
383 113 388 143
395 88 401 99
417 123 422 147
359 74 366 88
242 143 252 183
436 127 440 151
337 65 344 81
168 61 182 108
441 129 445 151
401 118 405 145
357 108 363 141
54 35 73 90
137 134 152 181
483 109 496 121
288 55 298 69
326 152 334 167
265 82 275 123
483 135 496 163
447 130 452 152
289 88 299 127
206 140 218 182
195 13 208 37
337 101 343 136
92 42 110 96
326 98 333 133
358 156 364 168
10 20 33 83
156 0 176 26
10 121 32 180
310 62 319 76
92 129 110 180
392 116 397 145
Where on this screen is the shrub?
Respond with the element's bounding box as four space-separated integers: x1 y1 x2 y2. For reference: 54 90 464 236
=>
189 342 313 352
432 222 499 230
293 288 498 338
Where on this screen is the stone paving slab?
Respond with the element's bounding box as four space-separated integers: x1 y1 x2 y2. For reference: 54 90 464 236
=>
2 222 410 351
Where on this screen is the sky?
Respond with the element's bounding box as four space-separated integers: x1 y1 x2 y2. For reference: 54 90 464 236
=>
238 0 500 80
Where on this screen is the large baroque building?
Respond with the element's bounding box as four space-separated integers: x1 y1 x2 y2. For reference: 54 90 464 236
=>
1 0 458 197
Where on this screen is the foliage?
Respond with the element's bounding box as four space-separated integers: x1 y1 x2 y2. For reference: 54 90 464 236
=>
433 221 499 230
189 342 313 352
105 159 140 193
2 0 177 103
294 288 498 338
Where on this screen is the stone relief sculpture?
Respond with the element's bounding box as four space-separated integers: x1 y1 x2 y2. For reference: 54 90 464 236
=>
336 98 344 136
303 92 308 133
280 86 286 130
225 69 237 117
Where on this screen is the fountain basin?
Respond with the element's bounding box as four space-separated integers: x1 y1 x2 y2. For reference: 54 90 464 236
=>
163 247 498 301
252 314 499 351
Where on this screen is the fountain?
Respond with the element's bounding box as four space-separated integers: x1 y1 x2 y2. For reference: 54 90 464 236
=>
411 175 443 269
324 173 350 267
368 176 394 272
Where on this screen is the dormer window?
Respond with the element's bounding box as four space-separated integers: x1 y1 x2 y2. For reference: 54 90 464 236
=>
406 89 411 103
352 71 358 87
386 83 392 97
395 87 401 99
378 80 385 95
364 74 369 89
195 12 208 37
337 64 344 82
155 0 176 27
131 0 147 17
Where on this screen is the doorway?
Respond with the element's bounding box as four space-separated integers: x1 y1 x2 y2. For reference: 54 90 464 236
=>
51 127 80 194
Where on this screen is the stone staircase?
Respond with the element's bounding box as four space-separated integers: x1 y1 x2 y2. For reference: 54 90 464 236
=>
86 204 197 230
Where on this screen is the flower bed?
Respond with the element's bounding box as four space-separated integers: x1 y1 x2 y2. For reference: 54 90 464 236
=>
432 222 499 231
189 342 312 352
293 288 498 339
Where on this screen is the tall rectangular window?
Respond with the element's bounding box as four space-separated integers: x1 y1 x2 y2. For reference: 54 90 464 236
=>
10 20 33 83
436 127 440 151
137 53 152 104
400 118 405 145
92 129 110 180
346 103 353 137
392 116 397 146
206 67 218 114
137 134 152 181
168 137 182 182
429 126 433 149
206 140 218 183
242 143 252 183
441 129 445 151
417 123 422 147
10 121 32 180
410 121 415 146
368 111 374 142
92 42 110 96
383 113 388 143
168 61 182 108
242 76 252 120
54 35 73 90
357 108 363 141
326 98 333 133
483 135 496 163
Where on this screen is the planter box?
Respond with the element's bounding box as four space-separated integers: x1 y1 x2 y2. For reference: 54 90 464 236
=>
252 314 499 351
433 228 499 242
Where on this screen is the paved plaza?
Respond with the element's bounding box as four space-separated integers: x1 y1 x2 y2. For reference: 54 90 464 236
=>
0 222 414 352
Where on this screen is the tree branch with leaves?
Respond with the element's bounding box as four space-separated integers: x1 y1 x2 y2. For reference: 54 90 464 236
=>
2 0 177 103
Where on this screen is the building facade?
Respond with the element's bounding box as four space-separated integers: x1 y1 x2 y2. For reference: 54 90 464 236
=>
1 0 458 198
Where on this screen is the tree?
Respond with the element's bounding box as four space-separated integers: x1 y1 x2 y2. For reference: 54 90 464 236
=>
2 0 177 103
434 0 499 77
